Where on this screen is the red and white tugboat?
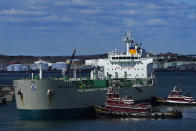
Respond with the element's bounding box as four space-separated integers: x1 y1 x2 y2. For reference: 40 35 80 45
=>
105 87 151 113
158 86 196 106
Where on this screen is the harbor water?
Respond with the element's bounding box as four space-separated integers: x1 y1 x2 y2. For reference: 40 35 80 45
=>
0 72 196 131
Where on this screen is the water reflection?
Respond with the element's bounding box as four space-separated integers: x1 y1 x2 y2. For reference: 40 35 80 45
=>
14 119 96 129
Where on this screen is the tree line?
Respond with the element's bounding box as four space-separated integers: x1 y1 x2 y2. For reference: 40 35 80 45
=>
0 54 108 65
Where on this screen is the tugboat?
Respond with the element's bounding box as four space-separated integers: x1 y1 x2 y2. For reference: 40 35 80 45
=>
95 85 183 119
105 87 152 113
157 86 196 106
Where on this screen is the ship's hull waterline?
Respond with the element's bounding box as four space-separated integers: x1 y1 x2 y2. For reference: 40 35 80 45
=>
14 79 156 119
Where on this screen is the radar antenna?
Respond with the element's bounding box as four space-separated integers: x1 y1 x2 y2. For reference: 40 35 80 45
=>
123 30 135 55
123 30 134 44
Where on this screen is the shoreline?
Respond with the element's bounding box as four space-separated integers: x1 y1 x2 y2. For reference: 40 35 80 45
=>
0 70 196 73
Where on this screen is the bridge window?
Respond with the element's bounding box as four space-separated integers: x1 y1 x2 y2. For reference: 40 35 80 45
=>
119 57 122 59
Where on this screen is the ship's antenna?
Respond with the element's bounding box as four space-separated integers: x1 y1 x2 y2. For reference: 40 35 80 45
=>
123 30 134 44
123 30 134 55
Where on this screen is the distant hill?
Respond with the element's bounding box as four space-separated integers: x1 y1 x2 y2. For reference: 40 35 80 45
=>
186 54 196 57
0 54 108 65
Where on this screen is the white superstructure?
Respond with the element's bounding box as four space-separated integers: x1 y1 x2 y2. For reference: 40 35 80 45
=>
85 31 153 79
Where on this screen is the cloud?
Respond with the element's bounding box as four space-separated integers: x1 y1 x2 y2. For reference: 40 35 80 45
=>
0 0 196 37
124 18 169 27
71 0 91 5
188 13 196 19
0 9 45 16
119 10 139 15
25 0 51 4
68 8 102 15
147 3 162 9
54 1 69 6
124 19 138 27
0 16 26 23
0 14 73 23
0 0 196 56
79 9 101 15
146 18 168 26
53 0 98 7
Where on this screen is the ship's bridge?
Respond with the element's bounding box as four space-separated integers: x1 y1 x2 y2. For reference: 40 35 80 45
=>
108 31 144 63
108 51 142 63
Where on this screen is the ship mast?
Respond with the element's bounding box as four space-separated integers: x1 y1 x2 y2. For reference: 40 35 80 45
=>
122 31 134 55
37 60 44 80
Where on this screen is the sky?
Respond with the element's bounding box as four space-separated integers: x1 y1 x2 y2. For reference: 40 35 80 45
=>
0 0 196 56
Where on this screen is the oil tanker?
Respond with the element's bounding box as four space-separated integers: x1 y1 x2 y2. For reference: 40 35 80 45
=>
14 31 156 119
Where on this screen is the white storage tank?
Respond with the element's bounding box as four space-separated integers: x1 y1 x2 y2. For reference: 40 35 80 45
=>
31 64 38 70
42 63 49 70
85 59 98 66
56 62 67 70
13 64 23 71
52 62 67 70
7 65 14 71
52 63 57 70
22 65 29 71
31 61 49 71
48 63 53 67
